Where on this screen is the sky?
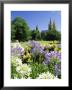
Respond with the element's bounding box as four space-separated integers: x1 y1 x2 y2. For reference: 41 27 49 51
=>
11 11 61 31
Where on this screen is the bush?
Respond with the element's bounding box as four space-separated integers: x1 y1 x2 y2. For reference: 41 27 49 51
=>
11 56 31 79
48 57 61 78
30 63 48 79
46 30 61 41
11 56 23 79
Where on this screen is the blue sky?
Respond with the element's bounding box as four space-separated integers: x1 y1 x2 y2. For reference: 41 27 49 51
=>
11 11 61 31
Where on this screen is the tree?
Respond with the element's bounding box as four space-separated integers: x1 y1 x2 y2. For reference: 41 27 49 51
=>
31 25 41 40
52 21 56 31
48 19 52 31
35 25 41 40
11 17 30 41
11 17 61 41
36 25 38 31
41 30 47 40
11 24 16 41
46 19 61 41
31 29 36 40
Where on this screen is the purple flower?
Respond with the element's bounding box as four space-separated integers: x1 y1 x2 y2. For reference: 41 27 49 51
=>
11 44 24 57
43 51 61 64
55 64 61 77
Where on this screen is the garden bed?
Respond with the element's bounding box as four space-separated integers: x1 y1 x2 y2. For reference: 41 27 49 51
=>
11 40 61 79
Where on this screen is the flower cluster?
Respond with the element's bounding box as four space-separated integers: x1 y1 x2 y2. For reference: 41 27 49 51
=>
29 40 44 54
11 56 31 79
11 42 24 57
11 40 61 79
54 63 61 77
28 41 61 78
16 64 31 78
11 56 22 66
36 71 58 79
43 51 61 65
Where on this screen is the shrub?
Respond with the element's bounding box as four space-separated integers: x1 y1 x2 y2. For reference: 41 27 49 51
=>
11 56 22 79
30 63 48 79
11 56 31 79
48 57 61 78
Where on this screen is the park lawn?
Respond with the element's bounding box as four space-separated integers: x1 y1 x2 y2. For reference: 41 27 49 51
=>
19 40 60 49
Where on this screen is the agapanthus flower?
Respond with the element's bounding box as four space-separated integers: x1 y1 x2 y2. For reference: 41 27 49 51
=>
36 71 58 79
43 51 61 64
55 64 61 77
16 64 31 78
29 41 44 55
11 42 24 57
11 56 22 66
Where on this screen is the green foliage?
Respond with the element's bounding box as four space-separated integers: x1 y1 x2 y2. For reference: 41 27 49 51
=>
31 49 44 64
48 57 60 75
22 50 32 64
11 56 22 79
52 21 56 31
11 25 16 41
46 20 61 41
11 17 61 41
48 18 52 31
30 63 48 79
41 31 47 40
31 26 41 40
11 17 30 41
46 30 61 41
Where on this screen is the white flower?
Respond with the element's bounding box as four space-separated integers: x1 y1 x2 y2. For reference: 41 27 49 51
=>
27 77 31 79
16 66 21 72
11 56 22 67
16 58 22 65
16 64 31 78
36 71 55 79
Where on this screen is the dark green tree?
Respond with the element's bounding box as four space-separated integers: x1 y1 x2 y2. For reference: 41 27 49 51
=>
46 19 61 41
52 21 56 31
41 30 47 40
35 25 41 40
48 19 52 31
31 25 41 40
11 17 61 41
31 29 36 40
11 24 16 41
11 17 30 41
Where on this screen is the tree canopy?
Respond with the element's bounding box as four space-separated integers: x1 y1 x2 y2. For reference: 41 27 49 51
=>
11 17 30 41
11 17 61 41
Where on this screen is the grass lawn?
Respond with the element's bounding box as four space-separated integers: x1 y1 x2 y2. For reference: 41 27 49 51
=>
18 40 60 48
